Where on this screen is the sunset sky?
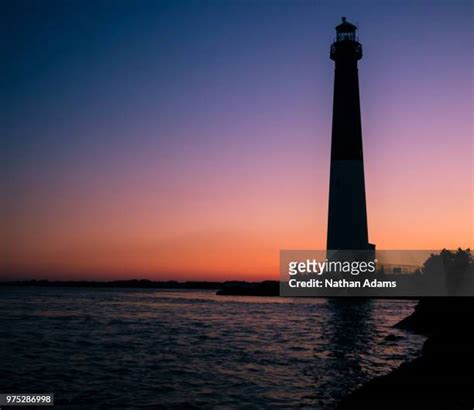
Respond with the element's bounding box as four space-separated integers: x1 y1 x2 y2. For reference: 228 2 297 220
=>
2 0 473 281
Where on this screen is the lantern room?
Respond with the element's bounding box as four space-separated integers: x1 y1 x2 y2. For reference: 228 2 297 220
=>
335 17 358 42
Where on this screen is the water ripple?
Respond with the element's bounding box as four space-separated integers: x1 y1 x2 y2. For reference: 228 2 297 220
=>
0 288 425 409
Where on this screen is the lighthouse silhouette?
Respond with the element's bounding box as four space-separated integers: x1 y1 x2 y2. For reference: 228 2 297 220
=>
327 18 375 253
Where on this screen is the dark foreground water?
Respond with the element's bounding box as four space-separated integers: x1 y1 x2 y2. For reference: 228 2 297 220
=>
0 288 425 409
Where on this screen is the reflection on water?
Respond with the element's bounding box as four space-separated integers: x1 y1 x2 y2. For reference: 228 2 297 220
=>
317 299 376 399
0 288 425 409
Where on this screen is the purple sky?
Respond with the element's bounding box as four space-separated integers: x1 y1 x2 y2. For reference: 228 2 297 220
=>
2 0 473 280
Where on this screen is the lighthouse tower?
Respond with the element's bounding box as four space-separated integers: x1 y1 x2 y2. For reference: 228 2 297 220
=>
327 18 375 252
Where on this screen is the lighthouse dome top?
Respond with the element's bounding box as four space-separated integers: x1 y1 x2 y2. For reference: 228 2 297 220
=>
336 17 357 32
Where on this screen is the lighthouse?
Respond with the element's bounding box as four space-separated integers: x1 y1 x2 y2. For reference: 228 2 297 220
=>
326 18 375 253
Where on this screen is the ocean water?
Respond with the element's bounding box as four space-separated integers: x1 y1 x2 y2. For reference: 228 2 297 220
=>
0 288 425 409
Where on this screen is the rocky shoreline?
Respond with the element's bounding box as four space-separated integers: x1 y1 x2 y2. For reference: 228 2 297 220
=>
338 298 474 409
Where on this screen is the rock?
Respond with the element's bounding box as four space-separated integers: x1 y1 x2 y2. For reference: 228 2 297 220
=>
338 298 474 409
216 281 279 296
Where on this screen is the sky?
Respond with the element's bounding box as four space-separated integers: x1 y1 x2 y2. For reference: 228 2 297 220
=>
2 0 473 281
